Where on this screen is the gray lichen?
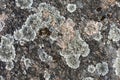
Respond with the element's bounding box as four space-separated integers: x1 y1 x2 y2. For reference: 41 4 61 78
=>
0 35 16 62
67 3 77 13
113 57 120 78
96 62 109 76
21 25 36 41
5 61 14 70
108 23 120 42
87 64 96 73
15 0 33 9
65 54 80 69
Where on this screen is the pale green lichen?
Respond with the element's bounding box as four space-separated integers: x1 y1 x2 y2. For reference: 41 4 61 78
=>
82 77 94 80
60 30 90 57
5 61 14 70
65 54 80 69
87 64 96 73
21 56 32 69
15 0 33 9
113 57 120 77
108 24 120 42
37 48 53 62
96 62 109 76
25 14 42 32
0 35 16 62
14 29 23 41
67 3 77 13
0 75 4 80
21 25 36 41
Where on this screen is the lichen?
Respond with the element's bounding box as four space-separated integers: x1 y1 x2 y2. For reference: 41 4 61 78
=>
82 77 94 80
113 57 120 77
37 48 53 62
15 0 33 9
87 64 96 73
108 23 120 42
59 30 90 57
21 56 32 69
5 61 14 70
21 25 36 41
13 29 23 41
96 62 109 76
67 3 77 13
0 35 16 62
65 54 80 69
0 75 4 80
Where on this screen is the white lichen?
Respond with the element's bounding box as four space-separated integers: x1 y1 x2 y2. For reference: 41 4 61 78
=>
15 0 33 9
0 21 5 32
5 61 14 70
67 3 77 13
21 25 36 41
60 30 90 57
37 48 53 62
0 35 16 62
93 32 102 41
82 77 94 80
21 56 32 69
25 14 42 32
65 54 80 69
96 62 109 76
44 70 50 80
13 29 23 41
84 20 102 35
0 75 5 80
113 57 120 77
108 24 120 42
87 65 96 73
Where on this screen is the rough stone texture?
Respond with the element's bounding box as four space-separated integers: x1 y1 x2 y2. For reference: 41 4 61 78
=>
0 0 120 80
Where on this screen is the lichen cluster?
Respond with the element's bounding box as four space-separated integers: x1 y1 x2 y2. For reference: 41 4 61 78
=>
15 0 33 9
0 34 15 62
113 48 120 78
0 1 120 79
